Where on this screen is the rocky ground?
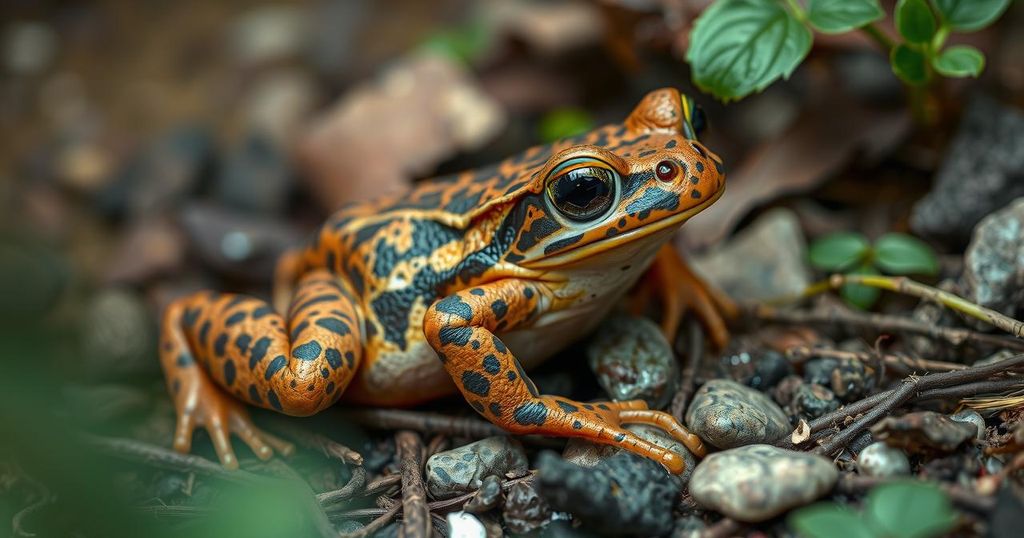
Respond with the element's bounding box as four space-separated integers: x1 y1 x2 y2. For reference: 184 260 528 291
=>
2 1 1024 537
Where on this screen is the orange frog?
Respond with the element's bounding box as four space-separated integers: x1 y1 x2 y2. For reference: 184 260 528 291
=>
159 88 735 474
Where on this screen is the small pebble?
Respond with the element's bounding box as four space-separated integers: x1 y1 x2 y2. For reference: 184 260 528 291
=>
503 482 551 534
689 444 838 522
425 436 528 500
803 357 839 387
790 383 840 421
857 442 911 477
586 314 677 408
950 408 987 441
747 350 793 390
463 475 503 513
447 511 487 538
829 357 870 402
686 379 791 449
961 197 1024 320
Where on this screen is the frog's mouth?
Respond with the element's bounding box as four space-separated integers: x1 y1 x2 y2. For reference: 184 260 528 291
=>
524 187 723 270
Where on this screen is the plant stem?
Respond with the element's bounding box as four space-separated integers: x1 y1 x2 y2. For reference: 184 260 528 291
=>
861 23 894 53
829 274 1024 338
783 0 807 21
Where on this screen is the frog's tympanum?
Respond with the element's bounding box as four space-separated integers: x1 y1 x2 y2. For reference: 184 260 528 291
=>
159 88 735 474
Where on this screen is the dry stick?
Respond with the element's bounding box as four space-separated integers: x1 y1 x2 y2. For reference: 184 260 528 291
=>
268 418 364 465
396 431 431 538
332 473 535 520
751 304 1024 351
830 274 1024 339
343 409 504 439
84 435 264 484
814 354 1024 456
671 317 704 421
787 346 967 374
339 502 401 538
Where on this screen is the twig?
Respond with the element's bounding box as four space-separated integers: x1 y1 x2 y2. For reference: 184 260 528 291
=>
316 467 367 506
828 274 1024 339
267 418 363 465
786 346 966 374
671 317 704 421
814 354 1024 456
751 304 1024 351
363 474 402 496
84 435 263 484
396 431 431 538
339 502 401 538
332 473 535 519
836 474 995 514
342 409 503 439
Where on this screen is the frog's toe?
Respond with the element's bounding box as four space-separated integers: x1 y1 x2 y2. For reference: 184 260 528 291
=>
618 409 706 458
605 426 688 474
206 418 239 470
172 410 197 454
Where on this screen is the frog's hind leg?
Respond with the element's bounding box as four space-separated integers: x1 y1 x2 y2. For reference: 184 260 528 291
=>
423 279 704 475
159 269 363 467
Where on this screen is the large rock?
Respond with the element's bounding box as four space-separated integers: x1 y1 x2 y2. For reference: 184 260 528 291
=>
425 436 528 500
911 95 1024 245
686 379 791 449
689 444 838 522
961 197 1024 320
691 208 812 301
586 314 677 408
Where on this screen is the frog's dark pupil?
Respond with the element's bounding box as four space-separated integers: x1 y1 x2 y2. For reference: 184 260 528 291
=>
550 167 613 221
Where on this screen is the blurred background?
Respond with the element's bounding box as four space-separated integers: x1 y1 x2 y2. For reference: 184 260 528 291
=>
1 0 1022 536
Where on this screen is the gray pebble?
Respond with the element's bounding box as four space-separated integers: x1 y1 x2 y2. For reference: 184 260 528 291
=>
425 436 527 500
857 442 911 477
689 444 838 522
586 314 677 408
950 408 987 441
686 379 791 449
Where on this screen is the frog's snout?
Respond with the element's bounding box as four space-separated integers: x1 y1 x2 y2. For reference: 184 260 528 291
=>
653 140 725 204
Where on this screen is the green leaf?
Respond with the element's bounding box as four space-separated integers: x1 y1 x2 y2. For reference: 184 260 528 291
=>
895 0 937 43
808 232 870 271
807 0 885 33
890 43 929 85
420 22 490 64
874 233 939 275
687 0 813 102
932 0 1011 31
789 504 878 538
538 108 595 143
842 264 882 310
932 45 985 77
865 481 958 538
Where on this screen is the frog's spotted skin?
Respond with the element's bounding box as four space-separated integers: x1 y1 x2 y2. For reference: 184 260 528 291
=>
159 88 730 474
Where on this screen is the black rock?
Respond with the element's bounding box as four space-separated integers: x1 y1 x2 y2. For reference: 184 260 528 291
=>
503 481 552 534
215 131 293 215
747 350 793 390
790 383 840 421
803 357 839 387
537 451 680 537
910 95 1024 246
829 357 870 402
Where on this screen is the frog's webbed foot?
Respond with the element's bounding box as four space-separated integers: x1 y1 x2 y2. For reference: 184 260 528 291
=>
636 244 737 349
172 368 294 469
545 398 706 473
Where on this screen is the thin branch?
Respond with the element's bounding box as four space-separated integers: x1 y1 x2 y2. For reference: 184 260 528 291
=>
267 418 363 465
396 431 431 538
342 409 503 439
671 317 704 421
786 346 966 374
829 274 1024 339
338 502 401 538
751 303 1024 351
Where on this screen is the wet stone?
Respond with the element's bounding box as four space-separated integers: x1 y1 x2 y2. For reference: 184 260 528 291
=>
961 197 1024 320
562 424 697 487
502 482 551 534
789 383 840 421
689 444 838 522
856 441 911 477
911 95 1024 245
746 350 793 391
464 474 504 513
950 409 987 441
829 357 870 402
537 451 679 536
586 314 677 408
691 208 812 301
686 379 791 449
871 411 977 455
425 436 528 500
771 375 804 408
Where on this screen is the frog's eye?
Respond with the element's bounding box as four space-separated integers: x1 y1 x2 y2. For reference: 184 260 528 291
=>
546 164 616 222
690 105 707 136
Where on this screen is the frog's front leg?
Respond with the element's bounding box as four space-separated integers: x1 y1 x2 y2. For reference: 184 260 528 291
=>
159 269 363 468
423 280 705 474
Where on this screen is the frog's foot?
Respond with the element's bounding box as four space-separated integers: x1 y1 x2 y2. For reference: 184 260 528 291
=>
521 396 704 474
172 369 294 469
640 244 738 349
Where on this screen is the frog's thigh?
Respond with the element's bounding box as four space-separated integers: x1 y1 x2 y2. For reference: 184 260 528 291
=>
165 269 364 416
